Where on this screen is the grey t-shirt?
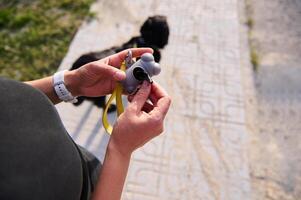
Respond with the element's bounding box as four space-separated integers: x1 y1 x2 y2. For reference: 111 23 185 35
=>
0 77 100 200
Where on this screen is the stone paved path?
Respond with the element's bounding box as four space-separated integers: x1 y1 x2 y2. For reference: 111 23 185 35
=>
245 0 301 199
55 0 252 199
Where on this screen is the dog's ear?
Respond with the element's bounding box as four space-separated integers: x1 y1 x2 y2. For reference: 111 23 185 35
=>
152 47 161 62
140 15 170 49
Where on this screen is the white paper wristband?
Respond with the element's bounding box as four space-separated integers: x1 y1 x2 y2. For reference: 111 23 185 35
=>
53 70 78 103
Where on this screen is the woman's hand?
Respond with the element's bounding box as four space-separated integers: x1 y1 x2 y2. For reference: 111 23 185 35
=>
26 48 153 104
92 81 170 200
66 48 153 97
92 80 171 200
108 81 172 157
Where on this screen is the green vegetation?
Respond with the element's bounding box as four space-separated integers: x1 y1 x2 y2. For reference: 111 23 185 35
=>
245 0 260 71
250 47 259 71
0 0 94 81
246 18 254 29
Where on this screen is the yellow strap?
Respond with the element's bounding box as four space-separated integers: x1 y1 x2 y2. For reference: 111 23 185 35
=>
102 62 126 134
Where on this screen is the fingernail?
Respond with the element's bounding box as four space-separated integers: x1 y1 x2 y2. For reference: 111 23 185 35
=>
142 81 150 87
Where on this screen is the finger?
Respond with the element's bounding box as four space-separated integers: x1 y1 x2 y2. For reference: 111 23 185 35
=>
127 95 134 102
128 95 154 113
143 82 165 106
149 82 171 118
149 81 169 103
111 68 126 81
130 82 168 110
151 81 168 99
91 62 126 81
103 58 109 65
150 96 171 119
109 48 153 67
129 82 167 105
129 81 151 112
149 92 159 106
142 101 154 113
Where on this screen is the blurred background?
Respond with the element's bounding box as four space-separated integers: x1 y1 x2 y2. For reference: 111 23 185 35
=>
1 0 301 199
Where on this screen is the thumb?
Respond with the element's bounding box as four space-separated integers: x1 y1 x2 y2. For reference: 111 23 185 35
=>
130 81 151 112
102 63 126 81
112 68 126 81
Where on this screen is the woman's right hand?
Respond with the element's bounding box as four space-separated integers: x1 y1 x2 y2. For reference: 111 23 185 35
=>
92 81 171 200
108 81 171 157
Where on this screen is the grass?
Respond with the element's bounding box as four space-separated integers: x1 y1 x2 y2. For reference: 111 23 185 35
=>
246 18 254 29
0 0 94 81
250 46 259 71
245 0 260 71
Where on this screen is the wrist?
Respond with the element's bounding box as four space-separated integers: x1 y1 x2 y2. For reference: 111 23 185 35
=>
107 138 132 160
64 70 80 97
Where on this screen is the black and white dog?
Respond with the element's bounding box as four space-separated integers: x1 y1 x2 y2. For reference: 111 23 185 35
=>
70 15 170 112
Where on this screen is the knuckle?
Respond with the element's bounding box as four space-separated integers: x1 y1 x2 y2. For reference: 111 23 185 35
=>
138 89 149 97
151 115 163 126
123 111 134 121
127 101 140 112
127 105 136 113
126 114 137 125
165 95 172 105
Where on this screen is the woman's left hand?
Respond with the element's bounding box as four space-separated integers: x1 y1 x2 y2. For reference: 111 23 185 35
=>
66 48 153 97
